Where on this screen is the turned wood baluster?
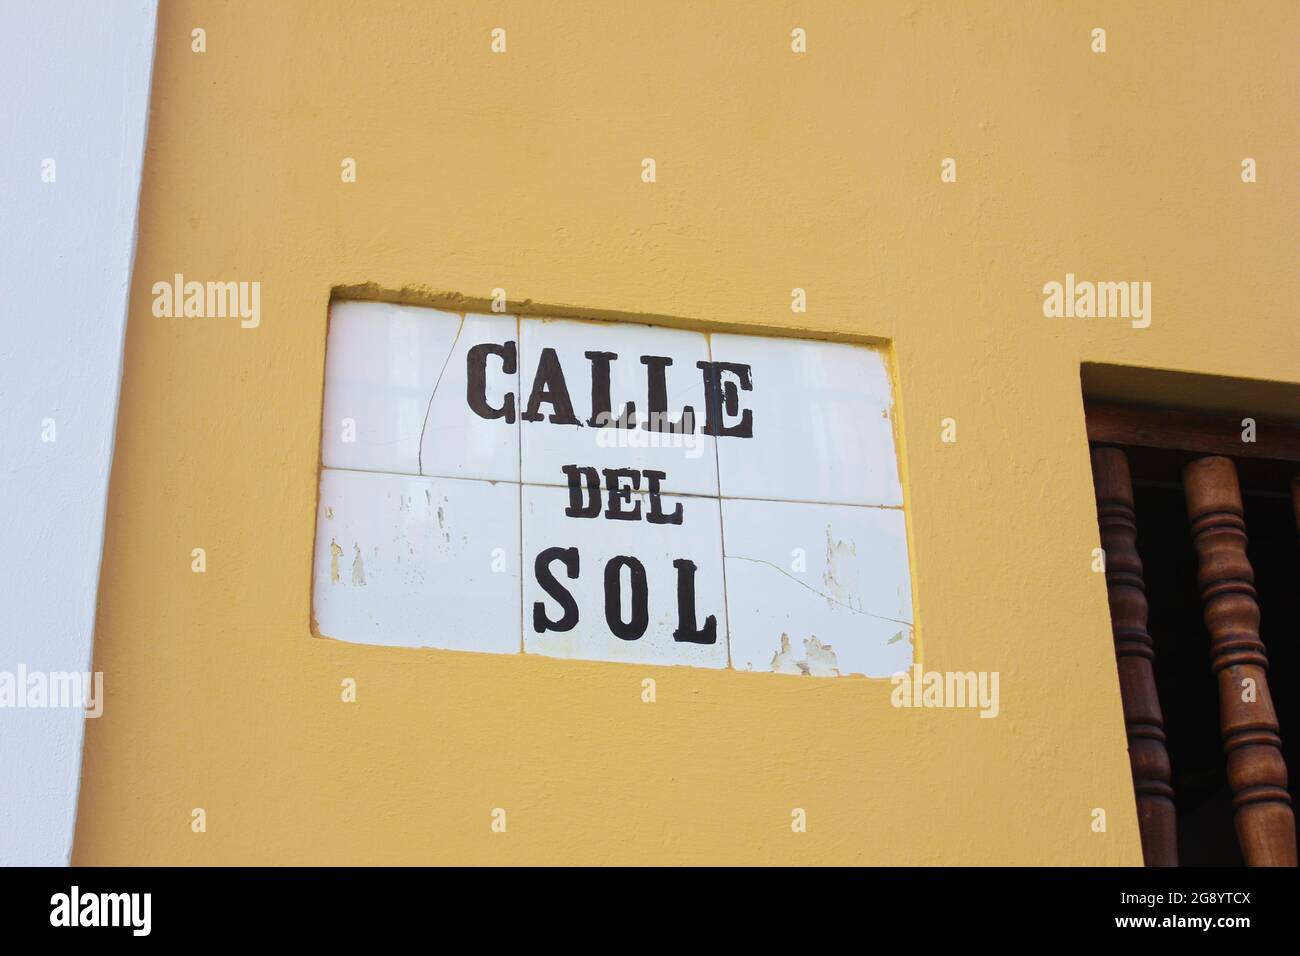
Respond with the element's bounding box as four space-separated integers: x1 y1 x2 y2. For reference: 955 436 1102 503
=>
1091 447 1178 865
1183 455 1297 866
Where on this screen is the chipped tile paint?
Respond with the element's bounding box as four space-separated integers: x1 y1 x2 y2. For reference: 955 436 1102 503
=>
329 538 342 583
823 524 860 612
769 634 841 677
350 543 366 587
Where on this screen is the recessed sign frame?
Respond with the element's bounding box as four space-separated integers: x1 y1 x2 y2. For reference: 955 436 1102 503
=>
312 301 913 677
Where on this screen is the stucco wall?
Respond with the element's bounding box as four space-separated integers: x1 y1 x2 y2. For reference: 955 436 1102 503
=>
73 1 1298 864
0 0 158 865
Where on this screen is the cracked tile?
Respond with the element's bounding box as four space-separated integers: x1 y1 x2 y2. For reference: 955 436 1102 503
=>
417 311 521 483
722 498 913 677
321 300 463 476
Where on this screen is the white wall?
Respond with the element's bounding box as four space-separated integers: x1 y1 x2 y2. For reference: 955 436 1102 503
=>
0 0 158 865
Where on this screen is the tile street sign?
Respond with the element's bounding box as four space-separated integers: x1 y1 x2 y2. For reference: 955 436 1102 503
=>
313 302 913 677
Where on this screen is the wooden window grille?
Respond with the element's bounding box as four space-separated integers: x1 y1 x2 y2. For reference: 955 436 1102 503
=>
1087 402 1300 866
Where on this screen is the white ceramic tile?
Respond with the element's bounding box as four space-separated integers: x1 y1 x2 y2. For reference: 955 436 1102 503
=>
312 468 521 653
710 335 902 507
320 300 462 476
314 310 914 675
418 311 521 483
519 317 717 496
522 483 727 668
721 498 913 677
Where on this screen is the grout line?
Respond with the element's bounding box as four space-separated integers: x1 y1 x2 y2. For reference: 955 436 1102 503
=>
320 466 904 511
707 332 734 668
515 314 525 655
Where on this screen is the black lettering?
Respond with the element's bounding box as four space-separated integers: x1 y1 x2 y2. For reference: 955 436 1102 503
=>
639 355 693 433
585 351 637 428
562 465 601 518
643 469 683 525
602 468 642 521
672 558 717 644
532 546 580 632
466 341 516 422
522 348 580 425
604 556 648 640
696 361 754 438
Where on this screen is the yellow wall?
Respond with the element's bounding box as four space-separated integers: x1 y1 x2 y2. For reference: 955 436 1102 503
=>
74 1 1299 864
